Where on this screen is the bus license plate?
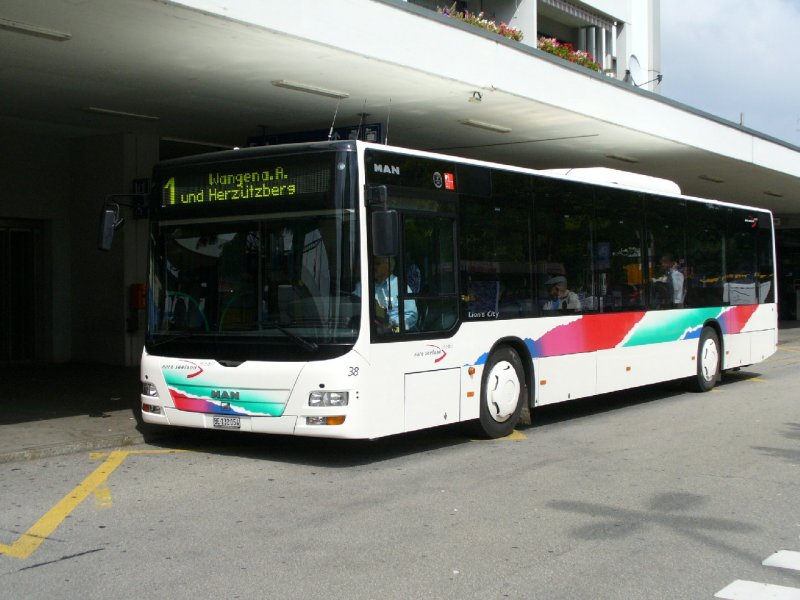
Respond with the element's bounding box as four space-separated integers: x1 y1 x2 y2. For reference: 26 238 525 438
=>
212 416 240 429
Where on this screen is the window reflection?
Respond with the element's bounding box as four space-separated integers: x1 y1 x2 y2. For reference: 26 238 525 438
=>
150 211 360 343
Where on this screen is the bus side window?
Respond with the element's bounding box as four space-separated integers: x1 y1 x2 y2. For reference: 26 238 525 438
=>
533 179 593 314
402 215 458 333
593 189 645 312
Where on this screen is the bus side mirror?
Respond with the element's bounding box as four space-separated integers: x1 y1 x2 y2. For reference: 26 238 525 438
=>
98 204 124 251
366 184 388 206
371 209 399 257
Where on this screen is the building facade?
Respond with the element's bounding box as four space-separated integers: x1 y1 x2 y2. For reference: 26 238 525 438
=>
408 0 661 90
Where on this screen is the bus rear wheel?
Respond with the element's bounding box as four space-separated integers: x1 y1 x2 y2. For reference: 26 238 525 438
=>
476 346 526 439
693 327 721 392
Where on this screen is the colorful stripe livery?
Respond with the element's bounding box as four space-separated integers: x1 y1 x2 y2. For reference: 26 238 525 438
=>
162 369 286 417
475 305 760 364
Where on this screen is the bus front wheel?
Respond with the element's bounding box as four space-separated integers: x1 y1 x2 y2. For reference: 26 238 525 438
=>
476 346 526 439
693 327 721 392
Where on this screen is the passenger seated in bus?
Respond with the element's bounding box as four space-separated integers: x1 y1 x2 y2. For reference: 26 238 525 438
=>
353 256 418 332
542 275 581 311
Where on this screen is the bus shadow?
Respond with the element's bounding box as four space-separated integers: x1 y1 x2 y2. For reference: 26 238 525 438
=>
716 369 765 386
140 370 767 467
524 380 688 429
523 368 766 429
141 422 471 468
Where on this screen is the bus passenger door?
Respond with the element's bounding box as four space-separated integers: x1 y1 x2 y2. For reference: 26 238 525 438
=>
400 213 460 430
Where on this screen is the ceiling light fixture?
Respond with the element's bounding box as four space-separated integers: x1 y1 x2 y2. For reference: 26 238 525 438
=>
0 17 72 41
698 174 724 183
272 80 349 100
85 106 160 121
605 153 639 164
459 118 511 134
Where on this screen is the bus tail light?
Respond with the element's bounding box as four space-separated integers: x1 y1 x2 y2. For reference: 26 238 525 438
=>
142 403 162 415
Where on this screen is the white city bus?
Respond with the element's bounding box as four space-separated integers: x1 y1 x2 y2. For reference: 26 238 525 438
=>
138 141 777 439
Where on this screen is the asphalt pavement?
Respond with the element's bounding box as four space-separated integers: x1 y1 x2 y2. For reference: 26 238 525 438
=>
1 322 798 464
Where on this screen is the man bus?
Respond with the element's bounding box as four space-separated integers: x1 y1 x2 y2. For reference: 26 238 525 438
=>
127 140 776 439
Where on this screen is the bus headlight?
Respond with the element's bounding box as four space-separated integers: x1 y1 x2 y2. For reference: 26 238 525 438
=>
308 391 349 407
142 382 159 398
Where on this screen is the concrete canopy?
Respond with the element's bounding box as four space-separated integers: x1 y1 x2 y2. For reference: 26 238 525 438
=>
2 0 799 214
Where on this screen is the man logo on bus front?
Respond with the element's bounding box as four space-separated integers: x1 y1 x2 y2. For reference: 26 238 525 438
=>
373 163 400 175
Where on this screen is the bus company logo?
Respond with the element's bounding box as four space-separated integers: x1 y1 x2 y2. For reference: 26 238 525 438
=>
163 359 204 379
413 344 448 363
373 163 400 175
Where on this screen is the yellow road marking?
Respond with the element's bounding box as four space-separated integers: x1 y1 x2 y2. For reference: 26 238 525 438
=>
93 483 113 509
0 449 185 560
121 449 186 455
472 429 527 442
778 346 800 354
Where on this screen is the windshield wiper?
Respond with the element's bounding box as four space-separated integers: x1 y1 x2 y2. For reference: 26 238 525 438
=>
237 321 320 353
149 323 319 353
272 324 319 353
148 330 204 348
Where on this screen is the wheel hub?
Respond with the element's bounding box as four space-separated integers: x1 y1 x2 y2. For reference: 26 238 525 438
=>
700 338 719 382
486 360 520 422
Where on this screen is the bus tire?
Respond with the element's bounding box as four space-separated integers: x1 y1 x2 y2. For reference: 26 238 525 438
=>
693 327 721 392
476 346 526 439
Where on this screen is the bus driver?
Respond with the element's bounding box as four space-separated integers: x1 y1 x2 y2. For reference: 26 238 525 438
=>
354 256 418 332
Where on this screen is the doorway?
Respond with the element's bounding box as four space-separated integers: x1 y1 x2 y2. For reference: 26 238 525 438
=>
0 220 43 362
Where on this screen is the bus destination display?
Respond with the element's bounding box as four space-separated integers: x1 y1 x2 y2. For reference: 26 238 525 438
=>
161 160 331 209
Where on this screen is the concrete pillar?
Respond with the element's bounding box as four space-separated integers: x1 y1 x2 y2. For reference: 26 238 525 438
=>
122 134 159 366
600 26 607 69
611 23 617 60
69 133 158 366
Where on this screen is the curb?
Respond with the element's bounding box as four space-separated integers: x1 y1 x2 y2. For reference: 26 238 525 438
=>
0 432 147 465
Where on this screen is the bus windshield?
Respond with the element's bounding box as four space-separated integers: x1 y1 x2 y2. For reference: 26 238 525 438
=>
146 149 360 357
149 210 360 353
